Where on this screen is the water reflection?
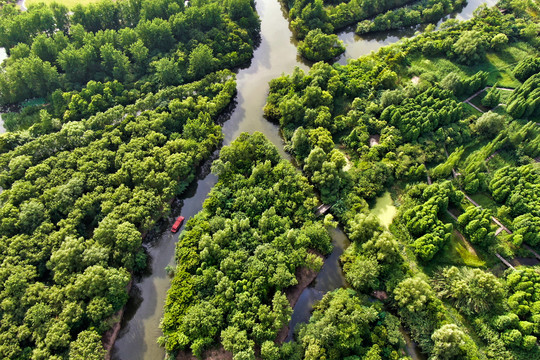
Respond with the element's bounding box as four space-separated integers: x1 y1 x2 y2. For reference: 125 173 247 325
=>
285 227 350 341
112 0 499 357
336 0 498 65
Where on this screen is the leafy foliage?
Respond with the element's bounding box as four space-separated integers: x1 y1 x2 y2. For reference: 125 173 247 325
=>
295 288 404 360
489 165 539 245
161 133 332 357
297 29 345 62
0 0 260 105
0 70 236 359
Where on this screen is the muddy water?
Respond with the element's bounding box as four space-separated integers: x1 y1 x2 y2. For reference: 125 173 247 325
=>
400 327 427 360
285 190 396 341
113 0 308 358
285 227 350 341
338 0 498 64
370 191 397 228
112 0 496 358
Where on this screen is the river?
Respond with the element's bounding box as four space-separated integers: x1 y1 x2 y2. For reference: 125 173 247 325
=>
104 0 495 358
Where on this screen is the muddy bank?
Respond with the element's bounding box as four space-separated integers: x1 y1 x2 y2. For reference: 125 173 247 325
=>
176 347 233 360
103 279 134 360
275 251 324 343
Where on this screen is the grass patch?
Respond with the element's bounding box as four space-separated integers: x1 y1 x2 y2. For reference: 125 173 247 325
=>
423 229 486 274
467 87 514 113
469 192 498 212
409 42 535 88
486 150 517 172
498 89 514 104
463 102 483 116
468 90 490 112
449 231 486 267
26 0 102 9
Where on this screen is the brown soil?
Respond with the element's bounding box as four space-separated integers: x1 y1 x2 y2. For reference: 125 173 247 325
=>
372 290 388 301
275 250 324 343
177 346 233 360
103 279 133 360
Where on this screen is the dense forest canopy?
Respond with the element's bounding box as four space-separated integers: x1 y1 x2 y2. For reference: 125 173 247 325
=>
0 0 539 359
161 132 335 358
0 0 259 105
264 1 540 359
0 0 260 359
282 0 472 60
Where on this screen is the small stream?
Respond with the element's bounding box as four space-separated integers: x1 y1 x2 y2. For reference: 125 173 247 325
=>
285 227 350 341
286 191 397 340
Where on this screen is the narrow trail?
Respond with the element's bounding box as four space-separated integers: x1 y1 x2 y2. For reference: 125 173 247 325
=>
463 86 515 113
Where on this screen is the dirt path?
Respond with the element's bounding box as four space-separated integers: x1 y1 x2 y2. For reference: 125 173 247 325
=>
454 229 479 257
462 86 515 114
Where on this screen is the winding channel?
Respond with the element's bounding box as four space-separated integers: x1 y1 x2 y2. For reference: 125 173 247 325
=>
113 0 496 359
0 0 496 358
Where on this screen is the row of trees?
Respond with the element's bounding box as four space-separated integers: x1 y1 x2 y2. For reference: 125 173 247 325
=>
261 3 540 359
356 0 467 34
400 182 462 261
435 266 540 357
284 0 416 38
489 164 539 246
506 73 540 119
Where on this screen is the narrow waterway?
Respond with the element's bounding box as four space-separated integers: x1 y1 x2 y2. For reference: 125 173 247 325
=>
111 0 497 358
285 227 350 341
338 0 498 63
113 0 307 358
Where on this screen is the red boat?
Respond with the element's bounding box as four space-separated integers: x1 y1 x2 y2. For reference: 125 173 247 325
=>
171 216 185 233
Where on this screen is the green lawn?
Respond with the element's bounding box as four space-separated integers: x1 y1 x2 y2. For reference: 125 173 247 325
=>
468 90 490 112
423 229 486 274
26 0 101 9
469 192 498 212
463 102 483 116
486 150 517 172
409 42 535 88
467 87 514 112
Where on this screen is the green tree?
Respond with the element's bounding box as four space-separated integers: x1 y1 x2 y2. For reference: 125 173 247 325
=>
474 111 505 139
152 57 181 86
298 29 345 62
69 330 106 360
431 324 468 359
188 44 216 78
453 31 488 65
481 86 501 108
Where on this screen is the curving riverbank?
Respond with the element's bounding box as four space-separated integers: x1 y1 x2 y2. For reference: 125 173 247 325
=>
109 0 497 358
